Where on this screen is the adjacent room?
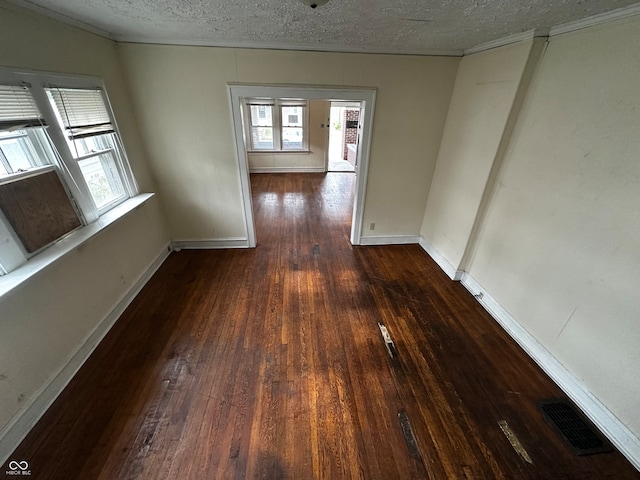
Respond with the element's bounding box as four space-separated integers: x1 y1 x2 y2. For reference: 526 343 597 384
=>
0 0 639 477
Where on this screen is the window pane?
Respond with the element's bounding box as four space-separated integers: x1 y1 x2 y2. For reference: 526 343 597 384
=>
282 127 303 150
70 132 115 158
0 130 49 177
252 127 273 150
69 132 129 210
281 106 303 127
78 151 125 209
250 105 273 127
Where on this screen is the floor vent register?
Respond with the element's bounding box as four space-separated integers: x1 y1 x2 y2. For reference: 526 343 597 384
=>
539 399 613 455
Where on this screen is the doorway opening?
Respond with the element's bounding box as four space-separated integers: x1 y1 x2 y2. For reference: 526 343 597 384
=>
328 102 360 173
228 85 376 247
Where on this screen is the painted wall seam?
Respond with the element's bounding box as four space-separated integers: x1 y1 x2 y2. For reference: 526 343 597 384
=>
457 37 547 273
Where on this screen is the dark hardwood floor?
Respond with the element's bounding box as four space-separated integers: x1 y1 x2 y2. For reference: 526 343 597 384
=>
5 172 638 479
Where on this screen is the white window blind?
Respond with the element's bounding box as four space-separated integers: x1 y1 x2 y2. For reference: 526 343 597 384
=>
0 84 46 130
47 87 114 139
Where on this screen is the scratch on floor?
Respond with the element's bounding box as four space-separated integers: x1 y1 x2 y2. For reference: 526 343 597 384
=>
498 420 533 464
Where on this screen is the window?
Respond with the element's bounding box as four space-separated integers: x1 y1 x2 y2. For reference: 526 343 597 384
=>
281 106 304 150
244 98 308 152
0 84 54 177
0 129 53 176
249 102 274 150
0 68 138 275
46 87 128 212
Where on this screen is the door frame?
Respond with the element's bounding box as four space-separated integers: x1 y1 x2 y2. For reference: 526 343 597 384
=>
327 101 361 173
228 84 376 247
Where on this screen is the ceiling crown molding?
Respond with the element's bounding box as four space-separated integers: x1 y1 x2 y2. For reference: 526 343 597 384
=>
464 2 640 56
549 2 640 36
6 0 113 38
115 36 464 57
463 29 546 56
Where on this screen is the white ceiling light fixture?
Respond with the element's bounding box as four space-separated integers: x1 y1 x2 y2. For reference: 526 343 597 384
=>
298 0 330 9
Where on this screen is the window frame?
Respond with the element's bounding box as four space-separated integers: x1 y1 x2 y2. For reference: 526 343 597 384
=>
0 67 139 275
243 98 309 153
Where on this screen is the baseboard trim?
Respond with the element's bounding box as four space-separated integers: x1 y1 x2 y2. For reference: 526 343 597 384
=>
418 236 464 280
0 243 171 466
249 167 326 173
171 238 250 250
359 235 420 246
459 272 640 472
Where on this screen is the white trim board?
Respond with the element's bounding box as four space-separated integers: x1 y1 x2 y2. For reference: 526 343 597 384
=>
249 167 326 174
359 235 420 246
171 238 250 250
0 243 171 467
418 236 464 281
459 273 640 472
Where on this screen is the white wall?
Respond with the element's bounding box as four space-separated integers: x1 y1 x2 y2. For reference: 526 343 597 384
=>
248 100 330 172
467 16 640 437
117 44 459 241
421 40 536 269
0 1 170 450
422 14 640 451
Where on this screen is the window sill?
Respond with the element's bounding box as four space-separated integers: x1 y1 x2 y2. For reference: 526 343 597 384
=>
0 193 154 300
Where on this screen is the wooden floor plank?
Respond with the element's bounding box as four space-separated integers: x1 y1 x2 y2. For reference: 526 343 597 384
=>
5 172 638 479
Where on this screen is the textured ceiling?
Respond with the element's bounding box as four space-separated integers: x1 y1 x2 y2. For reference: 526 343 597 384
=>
10 0 640 55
